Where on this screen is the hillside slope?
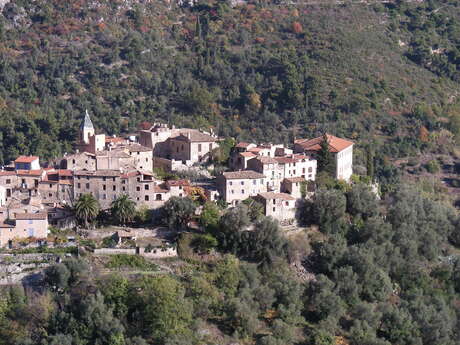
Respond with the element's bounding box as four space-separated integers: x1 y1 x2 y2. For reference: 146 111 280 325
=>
0 0 459 164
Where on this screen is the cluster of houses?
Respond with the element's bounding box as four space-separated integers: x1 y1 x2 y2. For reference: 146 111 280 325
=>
0 111 354 247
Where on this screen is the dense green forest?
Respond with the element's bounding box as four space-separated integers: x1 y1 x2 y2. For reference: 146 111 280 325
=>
1 183 460 345
1 1 460 344
1 0 460 164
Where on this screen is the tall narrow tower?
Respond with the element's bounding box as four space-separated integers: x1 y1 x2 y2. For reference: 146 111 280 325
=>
80 109 95 144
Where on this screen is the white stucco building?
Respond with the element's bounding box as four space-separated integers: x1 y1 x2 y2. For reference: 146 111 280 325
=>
294 134 354 181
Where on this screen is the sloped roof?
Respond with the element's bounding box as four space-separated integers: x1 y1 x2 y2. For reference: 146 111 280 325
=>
15 212 48 220
239 152 257 158
175 131 217 143
222 171 265 179
251 156 278 164
166 179 190 187
16 169 43 176
15 156 39 163
284 177 306 183
127 144 152 152
295 134 353 153
81 110 94 130
257 192 295 200
235 142 252 148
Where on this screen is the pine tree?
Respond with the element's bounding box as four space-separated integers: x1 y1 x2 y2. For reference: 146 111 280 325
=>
317 133 335 176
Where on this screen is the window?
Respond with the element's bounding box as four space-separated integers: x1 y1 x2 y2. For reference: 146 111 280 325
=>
156 194 162 201
28 219 33 224
49 193 52 197
72 159 76 164
308 167 312 173
113 177 116 182
179 193 183 197
285 201 289 206
49 184 53 188
302 168 305 173
103 194 107 200
86 183 90 189
6 179 10 184
113 186 116 191
241 181 244 185
231 190 234 194
77 183 81 188
145 185 149 190
145 195 149 201
260 179 264 184
176 147 179 153
145 158 148 162
136 186 140 191
122 187 126 191
273 199 276 205
253 180 256 185
241 189 245 194
103 185 106 191
181 145 184 151
103 177 106 181
229 181 233 186
273 207 276 212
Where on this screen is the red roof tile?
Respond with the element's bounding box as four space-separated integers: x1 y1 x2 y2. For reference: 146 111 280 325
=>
16 169 43 176
240 152 257 158
14 156 39 163
295 134 353 153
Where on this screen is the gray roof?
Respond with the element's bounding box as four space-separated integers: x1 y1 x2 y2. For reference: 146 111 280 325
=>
222 171 265 179
80 110 94 130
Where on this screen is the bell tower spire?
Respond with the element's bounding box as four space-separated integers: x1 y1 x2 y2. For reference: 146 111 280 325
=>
80 109 95 144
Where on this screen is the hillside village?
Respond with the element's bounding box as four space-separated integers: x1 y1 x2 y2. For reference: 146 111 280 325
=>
0 110 354 248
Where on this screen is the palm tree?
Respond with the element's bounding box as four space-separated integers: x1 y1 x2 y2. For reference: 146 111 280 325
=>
111 194 136 226
74 193 100 229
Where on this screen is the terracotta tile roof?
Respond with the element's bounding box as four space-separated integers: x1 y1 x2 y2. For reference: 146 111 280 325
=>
15 212 48 220
251 156 278 164
121 170 140 178
105 137 127 144
58 170 73 177
59 180 73 185
235 142 252 148
284 177 306 183
127 144 152 152
154 185 169 193
96 150 131 159
257 192 295 200
295 134 353 153
74 170 121 177
0 170 16 176
222 171 265 179
16 169 43 176
248 147 263 153
240 152 257 158
0 223 13 228
15 156 39 163
275 157 296 164
166 179 190 187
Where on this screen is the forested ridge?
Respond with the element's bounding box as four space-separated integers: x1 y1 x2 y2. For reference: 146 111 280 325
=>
1 0 460 163
1 1 460 344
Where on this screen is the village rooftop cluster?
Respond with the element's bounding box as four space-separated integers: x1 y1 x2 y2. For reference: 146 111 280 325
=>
0 111 353 247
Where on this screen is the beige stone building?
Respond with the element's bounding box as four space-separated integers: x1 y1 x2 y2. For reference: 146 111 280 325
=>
254 192 296 224
216 171 267 206
247 156 282 192
139 123 219 166
0 212 48 247
274 154 317 181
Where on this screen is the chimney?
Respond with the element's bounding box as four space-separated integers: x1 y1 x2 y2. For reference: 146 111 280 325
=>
187 132 191 139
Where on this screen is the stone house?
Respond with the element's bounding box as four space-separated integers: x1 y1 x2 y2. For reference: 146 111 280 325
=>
0 170 18 200
294 134 353 181
14 156 40 171
59 152 97 171
168 131 218 164
281 177 306 199
139 123 219 166
38 169 74 205
73 170 123 209
247 156 283 192
229 151 257 171
254 192 296 224
216 171 267 206
0 212 48 247
126 144 153 171
166 179 190 198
